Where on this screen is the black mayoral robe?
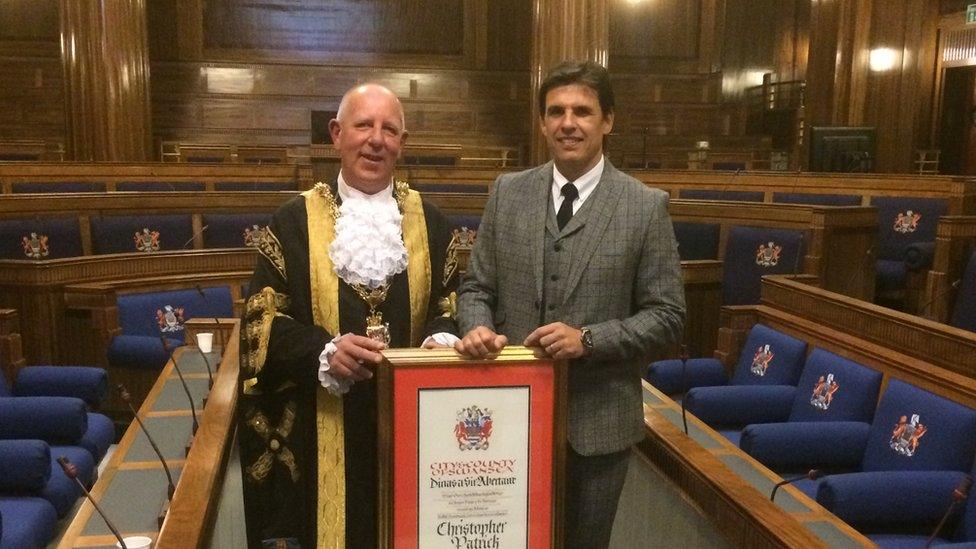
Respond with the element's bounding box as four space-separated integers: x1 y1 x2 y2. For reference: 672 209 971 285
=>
238 181 459 548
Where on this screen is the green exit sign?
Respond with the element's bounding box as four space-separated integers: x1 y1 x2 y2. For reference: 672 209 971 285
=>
968 4 976 24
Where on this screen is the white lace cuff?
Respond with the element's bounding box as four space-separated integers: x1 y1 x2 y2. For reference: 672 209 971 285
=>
422 332 461 347
318 335 354 396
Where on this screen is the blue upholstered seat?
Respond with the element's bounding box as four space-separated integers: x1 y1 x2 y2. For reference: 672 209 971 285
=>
672 222 720 260
722 226 806 306
871 197 948 302
0 496 58 549
738 349 883 468
10 181 104 193
759 379 976 530
202 213 274 248
116 181 205 191
0 218 84 260
680 189 765 202
950 251 976 333
90 214 194 254
108 286 233 371
646 323 807 397
213 181 298 191
771 192 862 206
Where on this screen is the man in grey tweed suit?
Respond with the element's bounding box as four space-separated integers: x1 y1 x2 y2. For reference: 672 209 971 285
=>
456 61 685 547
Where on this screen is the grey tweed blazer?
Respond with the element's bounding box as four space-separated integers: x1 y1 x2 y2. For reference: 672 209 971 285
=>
458 159 685 455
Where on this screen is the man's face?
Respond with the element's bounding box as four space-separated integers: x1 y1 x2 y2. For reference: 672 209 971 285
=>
540 83 613 180
329 87 408 194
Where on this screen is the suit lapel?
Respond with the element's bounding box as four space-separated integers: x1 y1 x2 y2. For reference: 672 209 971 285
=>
561 163 621 305
529 164 553 302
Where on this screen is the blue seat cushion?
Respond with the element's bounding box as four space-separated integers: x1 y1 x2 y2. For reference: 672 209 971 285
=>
0 440 50 492
740 421 870 470
772 192 862 206
904 242 936 271
0 397 88 444
90 214 194 254
681 189 765 202
0 218 83 260
788 349 882 423
11 182 104 193
0 497 58 549
729 324 808 386
14 366 107 407
722 226 806 305
42 445 93 517
645 358 728 395
685 385 796 428
673 222 720 260
950 251 976 333
80 413 115 463
202 213 274 249
816 470 970 530
876 259 908 292
107 334 182 370
862 379 976 472
116 181 205 191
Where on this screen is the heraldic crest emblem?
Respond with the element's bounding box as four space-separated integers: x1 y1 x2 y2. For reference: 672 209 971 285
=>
810 373 840 410
21 232 49 259
755 241 782 267
455 405 493 451
134 227 160 253
156 305 186 333
751 344 774 376
889 413 928 457
893 210 921 234
243 224 269 248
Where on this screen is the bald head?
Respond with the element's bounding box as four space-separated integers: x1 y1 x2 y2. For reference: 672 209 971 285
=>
329 83 409 194
336 84 406 129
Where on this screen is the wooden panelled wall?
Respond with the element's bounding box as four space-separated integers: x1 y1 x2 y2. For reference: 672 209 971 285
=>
0 0 960 173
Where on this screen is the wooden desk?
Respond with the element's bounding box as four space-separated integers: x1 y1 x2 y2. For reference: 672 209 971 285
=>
923 215 976 324
57 320 239 549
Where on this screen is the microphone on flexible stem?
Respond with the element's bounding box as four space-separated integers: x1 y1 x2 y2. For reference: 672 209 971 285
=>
926 475 973 548
159 334 199 436
680 343 690 435
770 469 821 501
918 279 963 321
57 456 128 549
118 383 176 500
179 224 209 250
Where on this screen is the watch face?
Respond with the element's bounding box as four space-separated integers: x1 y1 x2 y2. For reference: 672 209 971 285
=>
581 328 593 348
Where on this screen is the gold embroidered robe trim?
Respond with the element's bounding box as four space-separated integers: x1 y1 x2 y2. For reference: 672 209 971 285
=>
242 287 291 394
302 183 430 548
255 226 287 281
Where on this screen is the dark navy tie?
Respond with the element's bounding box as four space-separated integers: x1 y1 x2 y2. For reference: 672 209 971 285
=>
557 183 579 230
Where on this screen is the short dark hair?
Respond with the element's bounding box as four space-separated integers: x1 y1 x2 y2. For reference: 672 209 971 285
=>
538 61 615 118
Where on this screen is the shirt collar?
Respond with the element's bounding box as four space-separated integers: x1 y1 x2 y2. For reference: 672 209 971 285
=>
551 155 605 203
337 172 395 205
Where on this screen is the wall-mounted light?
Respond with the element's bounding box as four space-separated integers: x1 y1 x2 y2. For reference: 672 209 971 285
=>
869 47 897 72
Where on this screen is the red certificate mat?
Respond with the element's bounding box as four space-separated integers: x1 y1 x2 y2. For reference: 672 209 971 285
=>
378 348 565 549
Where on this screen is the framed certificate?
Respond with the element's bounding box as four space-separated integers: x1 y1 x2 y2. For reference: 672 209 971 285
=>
377 347 566 549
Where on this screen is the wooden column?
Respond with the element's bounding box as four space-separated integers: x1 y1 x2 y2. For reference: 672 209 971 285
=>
59 0 152 161
529 0 610 165
805 0 872 131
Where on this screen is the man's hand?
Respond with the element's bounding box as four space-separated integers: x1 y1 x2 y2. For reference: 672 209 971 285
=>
329 334 385 382
523 322 588 360
454 326 508 358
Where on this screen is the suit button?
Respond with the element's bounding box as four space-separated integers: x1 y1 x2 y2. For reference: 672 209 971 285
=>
554 243 562 252
550 274 559 281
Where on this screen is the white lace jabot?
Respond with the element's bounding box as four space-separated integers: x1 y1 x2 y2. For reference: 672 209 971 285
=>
329 174 408 288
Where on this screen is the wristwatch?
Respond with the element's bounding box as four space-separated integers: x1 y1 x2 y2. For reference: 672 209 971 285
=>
580 327 594 352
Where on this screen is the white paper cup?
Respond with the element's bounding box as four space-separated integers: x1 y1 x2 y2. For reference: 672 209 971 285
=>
117 536 153 549
197 332 214 354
